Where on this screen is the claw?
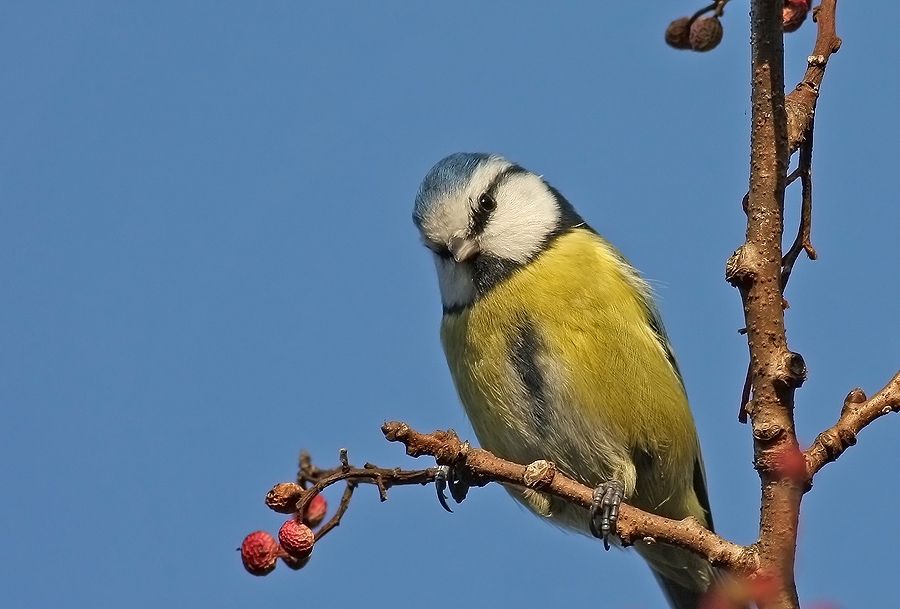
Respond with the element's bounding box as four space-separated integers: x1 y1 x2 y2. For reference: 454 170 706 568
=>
588 480 625 550
435 463 472 512
435 465 453 512
448 468 470 504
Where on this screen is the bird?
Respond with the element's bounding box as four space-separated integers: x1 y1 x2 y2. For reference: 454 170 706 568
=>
412 152 716 609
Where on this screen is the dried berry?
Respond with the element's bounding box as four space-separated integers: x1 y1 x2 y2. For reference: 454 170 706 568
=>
278 519 315 558
689 16 724 52
240 531 280 576
783 0 811 33
302 494 328 528
266 482 303 513
665 17 693 50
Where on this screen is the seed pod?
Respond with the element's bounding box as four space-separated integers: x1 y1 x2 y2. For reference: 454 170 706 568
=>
665 17 692 50
689 16 724 53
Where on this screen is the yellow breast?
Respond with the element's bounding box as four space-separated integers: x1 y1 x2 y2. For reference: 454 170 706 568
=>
440 228 703 522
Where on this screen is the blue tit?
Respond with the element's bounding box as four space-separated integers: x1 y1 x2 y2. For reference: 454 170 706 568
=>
413 153 715 609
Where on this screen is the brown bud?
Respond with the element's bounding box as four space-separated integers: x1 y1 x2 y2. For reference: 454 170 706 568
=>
665 17 693 50
689 16 723 53
841 388 867 415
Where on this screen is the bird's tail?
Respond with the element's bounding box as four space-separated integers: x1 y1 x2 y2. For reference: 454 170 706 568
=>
652 569 705 609
636 542 713 609
639 543 751 609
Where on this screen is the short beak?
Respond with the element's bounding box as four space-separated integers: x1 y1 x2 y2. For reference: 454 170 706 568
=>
448 237 480 263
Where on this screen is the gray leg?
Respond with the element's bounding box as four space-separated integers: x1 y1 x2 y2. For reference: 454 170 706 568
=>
589 480 625 550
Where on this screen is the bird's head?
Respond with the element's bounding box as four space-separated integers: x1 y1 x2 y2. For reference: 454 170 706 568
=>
412 153 583 312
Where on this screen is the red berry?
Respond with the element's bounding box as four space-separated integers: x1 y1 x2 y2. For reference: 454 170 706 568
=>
302 494 328 527
278 519 315 558
783 0 811 33
240 531 280 576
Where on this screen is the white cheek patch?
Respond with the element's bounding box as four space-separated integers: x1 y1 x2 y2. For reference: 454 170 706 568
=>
482 173 560 263
420 199 470 247
434 255 476 310
418 156 515 249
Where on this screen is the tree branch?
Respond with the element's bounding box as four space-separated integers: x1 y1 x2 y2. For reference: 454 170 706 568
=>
724 0 805 606
379 422 759 573
785 0 842 152
805 371 900 477
261 423 759 574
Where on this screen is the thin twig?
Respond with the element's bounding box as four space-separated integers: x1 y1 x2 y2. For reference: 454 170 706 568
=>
267 451 439 541
313 481 356 541
739 360 752 423
781 121 819 291
268 454 438 516
785 0 842 152
805 371 900 477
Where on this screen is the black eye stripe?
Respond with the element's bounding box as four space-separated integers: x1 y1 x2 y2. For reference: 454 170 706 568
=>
470 194 494 236
468 164 527 237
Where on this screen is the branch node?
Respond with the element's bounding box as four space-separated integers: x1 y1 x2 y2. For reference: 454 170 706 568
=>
725 246 755 287
807 54 827 66
752 422 785 444
838 428 857 448
523 459 557 489
775 351 808 389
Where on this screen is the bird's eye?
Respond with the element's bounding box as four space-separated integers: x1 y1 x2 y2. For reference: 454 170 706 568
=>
478 193 497 211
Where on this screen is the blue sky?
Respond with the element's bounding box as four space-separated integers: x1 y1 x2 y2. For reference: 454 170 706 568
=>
2 2 898 608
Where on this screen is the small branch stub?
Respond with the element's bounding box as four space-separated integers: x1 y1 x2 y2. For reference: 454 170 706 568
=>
775 351 808 389
725 245 755 287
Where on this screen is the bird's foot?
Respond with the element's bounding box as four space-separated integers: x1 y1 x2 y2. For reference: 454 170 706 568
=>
435 464 471 512
588 480 625 550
